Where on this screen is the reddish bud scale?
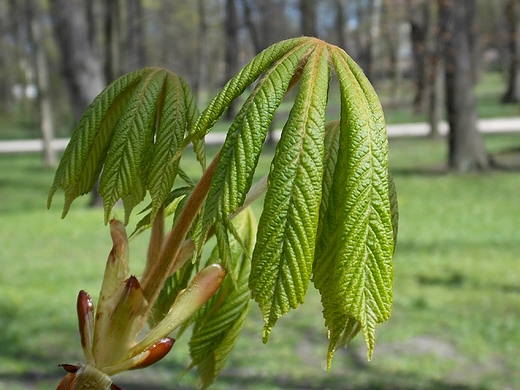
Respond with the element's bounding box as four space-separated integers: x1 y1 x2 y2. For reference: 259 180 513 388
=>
77 291 95 364
129 337 175 370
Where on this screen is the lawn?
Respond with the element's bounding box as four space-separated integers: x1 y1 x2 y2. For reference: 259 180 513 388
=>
1 134 520 390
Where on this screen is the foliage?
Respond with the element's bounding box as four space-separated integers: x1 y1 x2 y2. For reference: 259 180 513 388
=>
47 37 396 389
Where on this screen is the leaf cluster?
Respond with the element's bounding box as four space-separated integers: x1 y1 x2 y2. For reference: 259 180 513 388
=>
48 37 397 388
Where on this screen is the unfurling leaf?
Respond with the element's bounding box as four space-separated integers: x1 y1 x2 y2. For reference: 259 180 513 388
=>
50 36 396 388
249 43 330 341
313 48 394 367
47 68 198 224
189 208 256 389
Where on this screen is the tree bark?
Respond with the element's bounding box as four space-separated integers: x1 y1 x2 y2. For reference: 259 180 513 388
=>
104 0 122 83
408 0 430 113
27 0 57 167
224 0 240 120
300 0 317 37
50 0 106 206
352 0 375 82
125 0 146 72
334 0 348 50
439 0 489 172
427 1 443 138
428 57 444 139
194 0 208 105
501 0 520 103
49 0 106 122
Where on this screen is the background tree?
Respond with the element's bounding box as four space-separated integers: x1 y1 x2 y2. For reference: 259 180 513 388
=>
352 0 377 82
125 0 146 72
408 0 430 112
104 0 123 83
223 0 240 119
333 0 348 51
49 0 105 123
300 0 318 37
439 0 489 171
26 0 57 166
501 0 520 103
50 0 107 206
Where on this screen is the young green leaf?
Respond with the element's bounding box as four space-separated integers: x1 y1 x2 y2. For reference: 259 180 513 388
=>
48 68 197 224
48 69 148 216
188 208 256 389
99 69 167 223
189 37 312 140
202 40 315 233
249 43 330 341
145 75 198 222
313 48 394 367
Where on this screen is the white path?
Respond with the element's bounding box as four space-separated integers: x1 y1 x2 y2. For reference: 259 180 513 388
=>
2 116 520 154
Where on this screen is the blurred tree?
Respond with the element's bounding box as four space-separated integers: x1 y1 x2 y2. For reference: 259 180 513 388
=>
224 0 240 119
501 0 520 103
26 0 57 166
193 0 209 104
125 0 146 72
439 0 489 171
242 0 295 53
382 0 405 100
300 0 318 37
333 0 348 51
242 0 297 143
49 0 106 122
50 0 106 205
408 0 430 112
352 0 376 81
0 1 19 115
427 1 444 139
104 0 123 82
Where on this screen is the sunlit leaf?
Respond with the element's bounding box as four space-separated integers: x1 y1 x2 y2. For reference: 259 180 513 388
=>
48 69 148 216
313 47 394 367
188 209 256 389
249 43 330 341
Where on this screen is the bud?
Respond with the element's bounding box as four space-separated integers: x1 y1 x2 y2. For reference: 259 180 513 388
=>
129 264 226 357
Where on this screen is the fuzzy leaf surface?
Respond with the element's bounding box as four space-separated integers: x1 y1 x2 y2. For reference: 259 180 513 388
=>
48 67 197 224
48 69 147 216
202 40 315 236
249 44 330 341
188 209 256 389
313 48 394 366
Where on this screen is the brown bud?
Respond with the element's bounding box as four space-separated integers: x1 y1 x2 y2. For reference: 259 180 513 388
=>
129 337 175 370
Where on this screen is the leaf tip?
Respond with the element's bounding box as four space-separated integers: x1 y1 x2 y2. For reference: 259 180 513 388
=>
261 325 272 344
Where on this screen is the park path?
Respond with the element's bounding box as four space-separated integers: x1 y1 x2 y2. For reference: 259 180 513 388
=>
1 116 520 154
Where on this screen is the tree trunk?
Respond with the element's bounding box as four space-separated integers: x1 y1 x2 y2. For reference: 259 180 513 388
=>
428 57 444 139
125 0 146 72
242 0 262 53
27 0 57 167
427 1 443 138
50 0 106 206
224 0 240 120
50 0 106 121
439 0 489 172
194 0 209 106
409 0 429 113
501 0 520 103
352 0 375 82
334 0 348 50
300 0 317 37
104 0 122 83
382 0 401 100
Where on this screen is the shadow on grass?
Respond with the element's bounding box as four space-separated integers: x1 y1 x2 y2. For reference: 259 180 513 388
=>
0 368 490 390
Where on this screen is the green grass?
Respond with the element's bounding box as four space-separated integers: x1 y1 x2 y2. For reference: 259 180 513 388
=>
1 134 520 389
